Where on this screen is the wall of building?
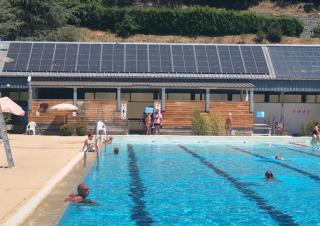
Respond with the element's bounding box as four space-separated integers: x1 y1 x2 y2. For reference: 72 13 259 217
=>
255 103 320 135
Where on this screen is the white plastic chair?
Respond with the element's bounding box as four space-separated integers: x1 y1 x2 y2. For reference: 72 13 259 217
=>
96 121 107 135
26 121 36 135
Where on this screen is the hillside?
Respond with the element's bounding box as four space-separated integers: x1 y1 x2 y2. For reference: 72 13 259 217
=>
80 27 320 44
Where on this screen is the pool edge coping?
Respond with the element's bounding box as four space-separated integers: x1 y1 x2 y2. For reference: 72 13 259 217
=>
4 152 83 226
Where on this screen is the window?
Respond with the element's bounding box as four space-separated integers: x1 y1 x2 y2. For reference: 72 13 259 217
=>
281 95 301 103
84 92 94 99
269 95 279 103
9 92 19 101
232 94 241 101
20 92 28 101
167 93 191 100
306 95 316 103
95 92 116 100
254 94 265 103
211 94 228 101
121 93 130 101
131 93 153 101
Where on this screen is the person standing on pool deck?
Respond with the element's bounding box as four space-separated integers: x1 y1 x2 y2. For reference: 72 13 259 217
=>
225 113 232 136
154 108 162 135
65 183 92 203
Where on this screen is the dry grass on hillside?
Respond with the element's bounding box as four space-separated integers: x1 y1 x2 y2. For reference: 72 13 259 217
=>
80 28 320 44
248 0 316 16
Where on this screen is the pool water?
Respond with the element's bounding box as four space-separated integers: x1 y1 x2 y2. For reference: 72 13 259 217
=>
58 139 320 225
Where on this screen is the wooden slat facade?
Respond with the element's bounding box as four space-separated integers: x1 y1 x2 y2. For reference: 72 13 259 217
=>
157 100 253 132
29 99 128 134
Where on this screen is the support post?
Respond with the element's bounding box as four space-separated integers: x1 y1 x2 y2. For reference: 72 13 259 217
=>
205 88 210 112
249 89 254 113
28 77 32 112
161 88 166 112
0 105 14 168
73 87 77 106
116 87 121 112
245 89 249 102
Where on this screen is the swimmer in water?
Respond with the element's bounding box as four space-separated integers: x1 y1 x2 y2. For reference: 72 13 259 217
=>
65 183 93 203
265 170 278 181
275 154 284 161
113 147 119 154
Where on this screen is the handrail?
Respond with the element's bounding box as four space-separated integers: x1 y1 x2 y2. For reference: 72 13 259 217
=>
83 121 107 168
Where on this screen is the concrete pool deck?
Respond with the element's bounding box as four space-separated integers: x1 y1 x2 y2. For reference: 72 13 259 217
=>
0 134 85 225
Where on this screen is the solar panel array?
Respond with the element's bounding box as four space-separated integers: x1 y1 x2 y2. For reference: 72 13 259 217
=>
269 46 320 79
3 42 269 75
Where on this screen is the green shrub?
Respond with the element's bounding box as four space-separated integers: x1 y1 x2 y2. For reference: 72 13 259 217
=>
192 109 211 135
300 118 320 136
78 6 303 37
3 113 12 124
75 122 87 136
208 113 226 136
60 124 75 136
115 14 141 37
42 25 82 41
312 25 320 38
267 22 282 42
256 29 265 43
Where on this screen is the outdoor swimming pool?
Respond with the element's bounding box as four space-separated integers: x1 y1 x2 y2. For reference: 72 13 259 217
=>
58 137 320 225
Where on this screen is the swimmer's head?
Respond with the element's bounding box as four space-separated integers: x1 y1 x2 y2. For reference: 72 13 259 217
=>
113 147 119 154
265 170 274 179
77 183 89 198
88 133 93 139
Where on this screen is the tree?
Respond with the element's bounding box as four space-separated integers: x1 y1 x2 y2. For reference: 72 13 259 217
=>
0 0 22 40
11 0 73 38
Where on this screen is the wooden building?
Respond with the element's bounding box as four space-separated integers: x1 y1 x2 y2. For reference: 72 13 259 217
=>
0 42 320 135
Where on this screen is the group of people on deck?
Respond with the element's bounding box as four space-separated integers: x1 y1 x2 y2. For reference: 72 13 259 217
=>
144 108 162 135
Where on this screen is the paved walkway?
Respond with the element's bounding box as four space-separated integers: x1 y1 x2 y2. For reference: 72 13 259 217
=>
0 135 85 224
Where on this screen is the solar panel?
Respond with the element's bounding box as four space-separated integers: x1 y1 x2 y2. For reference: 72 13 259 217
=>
101 44 113 72
195 45 209 73
2 42 271 76
149 45 161 72
172 45 185 73
206 46 222 74
113 44 125 72
3 43 20 71
137 44 148 72
15 43 32 71
229 46 245 74
52 44 67 72
39 43 55 72
218 46 233 74
88 44 101 72
183 45 196 73
77 44 90 72
126 44 137 72
240 46 258 74
160 45 172 72
251 46 268 74
268 46 320 79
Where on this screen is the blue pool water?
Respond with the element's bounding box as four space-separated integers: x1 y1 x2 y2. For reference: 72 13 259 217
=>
58 138 320 225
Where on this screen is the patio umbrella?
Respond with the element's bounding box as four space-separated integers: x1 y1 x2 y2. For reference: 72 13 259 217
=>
50 103 78 124
0 97 25 116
